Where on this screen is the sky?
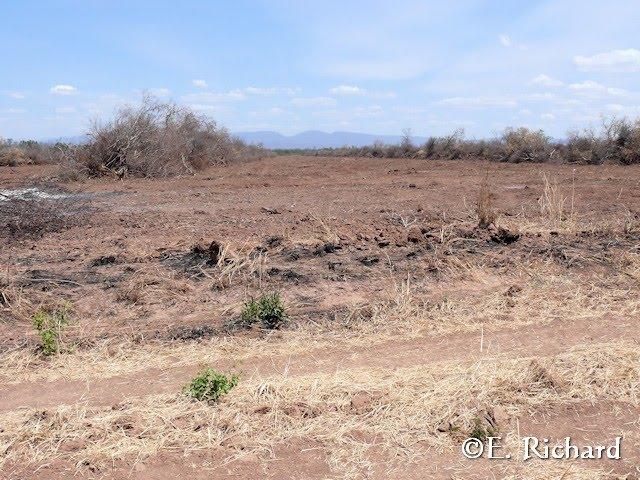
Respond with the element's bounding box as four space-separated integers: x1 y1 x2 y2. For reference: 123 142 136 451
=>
1 0 640 140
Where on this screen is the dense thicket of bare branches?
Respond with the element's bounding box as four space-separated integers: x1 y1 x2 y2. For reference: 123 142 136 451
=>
66 96 265 178
0 140 68 166
278 118 640 165
3 113 640 172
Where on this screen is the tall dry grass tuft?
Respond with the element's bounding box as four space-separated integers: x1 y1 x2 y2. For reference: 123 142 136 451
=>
538 172 574 228
187 243 267 289
476 173 498 228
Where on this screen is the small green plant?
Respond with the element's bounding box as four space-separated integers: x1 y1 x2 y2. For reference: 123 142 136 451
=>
240 292 288 329
32 303 70 355
184 367 238 403
468 416 498 443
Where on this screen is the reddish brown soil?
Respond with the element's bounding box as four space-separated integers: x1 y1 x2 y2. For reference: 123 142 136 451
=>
1 156 640 479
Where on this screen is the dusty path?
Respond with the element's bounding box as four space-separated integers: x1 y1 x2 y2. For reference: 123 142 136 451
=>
2 314 637 412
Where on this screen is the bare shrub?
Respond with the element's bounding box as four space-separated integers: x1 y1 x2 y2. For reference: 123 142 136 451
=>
562 118 640 166
606 117 640 165
0 147 26 166
422 129 467 159
0 139 68 166
70 95 265 178
565 128 603 164
400 128 414 156
370 140 386 158
498 127 553 163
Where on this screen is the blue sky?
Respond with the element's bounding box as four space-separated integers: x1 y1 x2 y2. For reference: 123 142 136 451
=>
1 0 640 140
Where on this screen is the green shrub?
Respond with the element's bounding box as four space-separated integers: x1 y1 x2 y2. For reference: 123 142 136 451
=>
32 303 70 355
184 368 238 403
240 292 288 329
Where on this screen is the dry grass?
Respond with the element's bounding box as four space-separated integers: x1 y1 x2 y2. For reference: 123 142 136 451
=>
476 172 498 228
115 266 194 306
203 243 267 290
538 172 575 228
0 269 32 323
1 343 638 477
1 259 637 385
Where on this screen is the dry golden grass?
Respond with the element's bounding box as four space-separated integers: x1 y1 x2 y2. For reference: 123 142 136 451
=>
476 172 498 228
203 243 267 289
1 343 638 477
538 172 573 228
1 259 638 386
115 265 194 306
0 268 33 323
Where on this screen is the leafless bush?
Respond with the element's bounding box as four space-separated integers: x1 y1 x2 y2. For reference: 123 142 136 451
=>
565 128 602 164
0 147 26 166
69 95 265 178
498 127 553 163
603 117 640 165
0 140 67 166
563 118 640 165
418 129 466 159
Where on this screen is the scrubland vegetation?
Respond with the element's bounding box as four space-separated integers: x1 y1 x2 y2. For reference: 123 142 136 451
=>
2 103 640 183
1 96 267 179
282 118 640 165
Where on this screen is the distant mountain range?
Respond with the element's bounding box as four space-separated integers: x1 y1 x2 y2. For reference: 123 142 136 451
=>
234 130 427 149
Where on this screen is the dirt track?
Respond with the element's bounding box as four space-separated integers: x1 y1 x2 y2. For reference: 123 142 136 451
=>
1 156 640 479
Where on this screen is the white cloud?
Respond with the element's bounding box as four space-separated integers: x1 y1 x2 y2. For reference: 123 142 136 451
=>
329 85 366 95
7 91 25 99
192 79 208 88
290 96 337 107
373 91 397 99
574 49 640 72
518 108 532 116
244 86 298 96
530 74 563 87
439 97 517 108
4 108 26 114
149 87 171 97
499 34 512 47
182 90 246 103
568 80 627 97
50 84 77 95
541 113 556 121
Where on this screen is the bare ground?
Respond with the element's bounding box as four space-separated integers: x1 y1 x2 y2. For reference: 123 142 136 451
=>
1 156 639 479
